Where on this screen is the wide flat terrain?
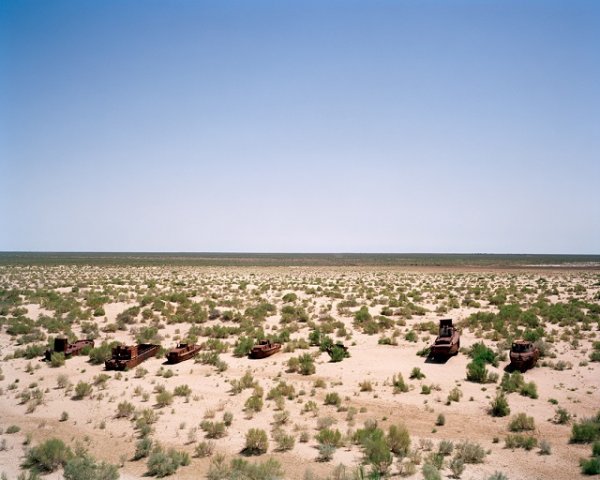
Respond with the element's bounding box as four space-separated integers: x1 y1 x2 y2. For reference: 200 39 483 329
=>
1 263 599 479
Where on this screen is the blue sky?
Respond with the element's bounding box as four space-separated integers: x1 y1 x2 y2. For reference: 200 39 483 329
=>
1 0 599 253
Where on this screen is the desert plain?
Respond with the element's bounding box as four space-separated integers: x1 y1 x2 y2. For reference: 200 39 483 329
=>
0 260 599 479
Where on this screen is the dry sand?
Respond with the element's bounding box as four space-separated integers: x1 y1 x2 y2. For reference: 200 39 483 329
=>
0 265 598 479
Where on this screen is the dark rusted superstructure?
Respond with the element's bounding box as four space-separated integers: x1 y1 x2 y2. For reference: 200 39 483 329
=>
249 340 281 359
166 343 201 364
44 337 94 361
509 340 539 371
105 343 159 370
430 319 460 357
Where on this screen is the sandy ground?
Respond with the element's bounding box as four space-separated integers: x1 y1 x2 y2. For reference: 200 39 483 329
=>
0 265 598 479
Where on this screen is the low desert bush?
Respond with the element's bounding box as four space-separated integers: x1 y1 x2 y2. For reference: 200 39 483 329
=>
509 413 535 432
244 429 269 455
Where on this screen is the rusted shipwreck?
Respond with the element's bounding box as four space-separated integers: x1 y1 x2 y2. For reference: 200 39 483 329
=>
429 319 460 358
166 342 201 364
44 337 94 361
105 343 159 370
249 340 281 359
509 340 539 371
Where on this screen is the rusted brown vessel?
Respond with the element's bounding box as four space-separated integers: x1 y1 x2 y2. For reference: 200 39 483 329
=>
44 337 94 361
509 340 539 371
429 319 460 357
105 343 159 370
249 340 281 359
166 342 201 363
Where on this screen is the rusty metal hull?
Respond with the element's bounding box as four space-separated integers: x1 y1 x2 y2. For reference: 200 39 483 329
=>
105 344 159 370
44 339 94 361
166 344 201 363
249 343 281 359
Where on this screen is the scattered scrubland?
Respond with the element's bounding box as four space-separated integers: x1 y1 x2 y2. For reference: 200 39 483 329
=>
0 264 599 479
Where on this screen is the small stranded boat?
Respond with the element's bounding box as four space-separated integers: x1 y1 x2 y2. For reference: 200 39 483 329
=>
166 342 201 364
105 344 160 370
44 337 94 361
249 340 281 359
429 319 460 358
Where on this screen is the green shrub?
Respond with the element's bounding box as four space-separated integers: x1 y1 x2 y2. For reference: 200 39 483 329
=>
520 381 538 399
23 438 73 472
233 336 255 357
505 434 537 450
410 367 425 380
387 424 411 456
50 352 65 368
500 371 525 393
581 457 600 475
134 437 153 460
454 440 486 463
364 433 393 475
449 457 465 478
509 413 535 432
146 445 189 477
6 425 20 434
244 395 263 414
174 385 192 397
435 414 445 426
195 441 215 458
328 345 348 362
200 421 226 439
392 372 408 393
315 428 343 448
298 353 316 375
571 412 600 443
63 453 119 480
155 390 173 407
490 392 510 417
73 381 92 400
116 401 135 418
466 360 488 383
422 463 442 480
324 392 341 407
244 429 268 455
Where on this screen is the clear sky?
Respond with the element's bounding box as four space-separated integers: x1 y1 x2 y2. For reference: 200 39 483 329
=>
1 0 599 253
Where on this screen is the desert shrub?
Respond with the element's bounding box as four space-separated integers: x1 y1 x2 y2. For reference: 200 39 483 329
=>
244 428 268 455
274 431 295 452
539 439 552 455
57 374 69 389
520 381 538 399
267 381 296 400
328 345 348 362
116 401 135 418
315 428 343 448
454 440 486 463
449 457 465 478
146 445 189 477
487 473 509 480
174 384 192 397
88 342 116 364
6 425 20 434
468 342 497 366
233 336 255 357
422 463 441 480
23 438 73 472
60 411 69 422
244 394 263 414
200 421 226 439
387 424 411 456
508 413 535 432
155 390 173 407
298 353 316 375
324 392 341 407
554 407 571 425
364 433 393 475
50 352 65 368
392 372 409 393
466 360 488 383
500 371 525 393
207 455 283 480
438 440 454 456
286 357 300 373
505 434 537 450
73 381 92 400
447 386 462 403
359 380 373 392
570 412 600 443
134 437 153 460
593 440 600 456
581 457 600 475
223 411 234 426
63 453 119 480
489 392 510 417
435 414 445 426
410 367 425 380
195 441 215 458
282 292 297 303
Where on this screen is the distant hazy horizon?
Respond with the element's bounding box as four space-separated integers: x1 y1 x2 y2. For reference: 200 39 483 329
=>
2 1 599 253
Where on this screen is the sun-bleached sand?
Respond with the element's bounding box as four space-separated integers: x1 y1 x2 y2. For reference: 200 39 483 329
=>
1 265 598 479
